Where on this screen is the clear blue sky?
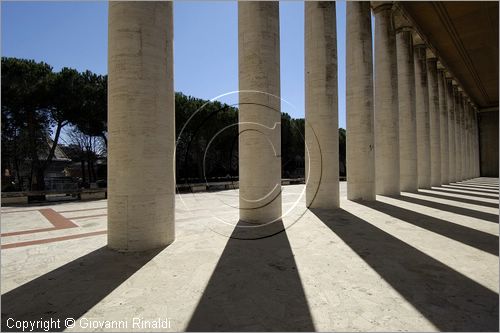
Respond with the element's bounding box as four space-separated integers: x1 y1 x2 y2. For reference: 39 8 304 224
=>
2 1 347 128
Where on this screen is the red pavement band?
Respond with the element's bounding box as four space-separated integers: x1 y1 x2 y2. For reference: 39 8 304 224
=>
1 208 108 249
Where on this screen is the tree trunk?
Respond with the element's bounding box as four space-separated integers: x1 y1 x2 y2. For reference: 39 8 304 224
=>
43 120 64 172
14 158 22 190
27 111 38 191
101 133 108 148
87 153 93 184
80 160 86 185
36 168 46 191
91 160 97 181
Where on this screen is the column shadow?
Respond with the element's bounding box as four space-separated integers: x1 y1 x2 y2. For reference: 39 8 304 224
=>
416 191 499 209
186 221 315 331
358 200 498 255
430 187 499 200
459 180 499 186
1 247 162 332
398 195 499 223
445 184 499 192
310 208 499 331
461 184 499 188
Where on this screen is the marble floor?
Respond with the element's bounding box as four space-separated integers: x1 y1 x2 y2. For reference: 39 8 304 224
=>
1 178 498 331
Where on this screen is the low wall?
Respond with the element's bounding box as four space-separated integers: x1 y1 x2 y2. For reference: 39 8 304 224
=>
2 179 309 205
1 188 107 206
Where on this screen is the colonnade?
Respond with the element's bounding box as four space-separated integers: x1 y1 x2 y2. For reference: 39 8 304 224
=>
107 1 482 251
346 1 481 200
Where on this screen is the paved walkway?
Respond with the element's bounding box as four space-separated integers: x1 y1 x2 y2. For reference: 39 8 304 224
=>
1 178 498 331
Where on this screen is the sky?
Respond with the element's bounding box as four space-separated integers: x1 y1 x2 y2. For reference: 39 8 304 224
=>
1 1 347 128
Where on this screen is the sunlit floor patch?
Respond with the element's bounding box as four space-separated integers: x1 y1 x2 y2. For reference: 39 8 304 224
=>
1 178 498 331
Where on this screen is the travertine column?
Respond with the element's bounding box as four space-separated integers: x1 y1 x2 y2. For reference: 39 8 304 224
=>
108 2 175 251
459 91 467 180
413 41 431 189
471 104 477 177
305 1 339 209
463 99 468 179
453 85 463 181
346 1 375 200
427 53 441 186
437 67 449 184
466 101 473 178
238 2 282 223
473 109 480 177
395 13 417 192
472 107 478 177
470 105 475 177
465 100 471 179
471 108 476 177
373 2 400 195
445 76 456 182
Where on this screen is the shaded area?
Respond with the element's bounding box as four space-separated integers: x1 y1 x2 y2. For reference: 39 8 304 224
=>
463 183 500 187
1 247 162 332
312 208 499 331
360 200 498 255
430 187 499 199
445 184 499 192
416 191 499 209
460 178 500 186
186 221 314 331
398 195 499 223
444 185 499 193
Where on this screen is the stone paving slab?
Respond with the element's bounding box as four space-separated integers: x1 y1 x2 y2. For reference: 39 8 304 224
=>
1 178 498 331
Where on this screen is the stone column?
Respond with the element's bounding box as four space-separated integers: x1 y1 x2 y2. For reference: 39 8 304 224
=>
427 53 441 186
437 66 449 184
305 2 339 209
465 100 471 179
413 41 431 189
108 2 175 251
453 85 463 181
395 12 417 192
473 109 480 177
472 106 476 177
472 108 476 177
466 101 473 178
373 2 400 195
459 90 467 180
346 1 375 201
238 2 282 223
445 76 456 183
470 104 477 178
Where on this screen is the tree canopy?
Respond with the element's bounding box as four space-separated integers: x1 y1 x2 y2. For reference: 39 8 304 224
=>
1 57 346 191
1 57 107 190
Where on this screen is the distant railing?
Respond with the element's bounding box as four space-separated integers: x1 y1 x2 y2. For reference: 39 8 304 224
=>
1 188 107 205
0 177 358 205
176 178 305 193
